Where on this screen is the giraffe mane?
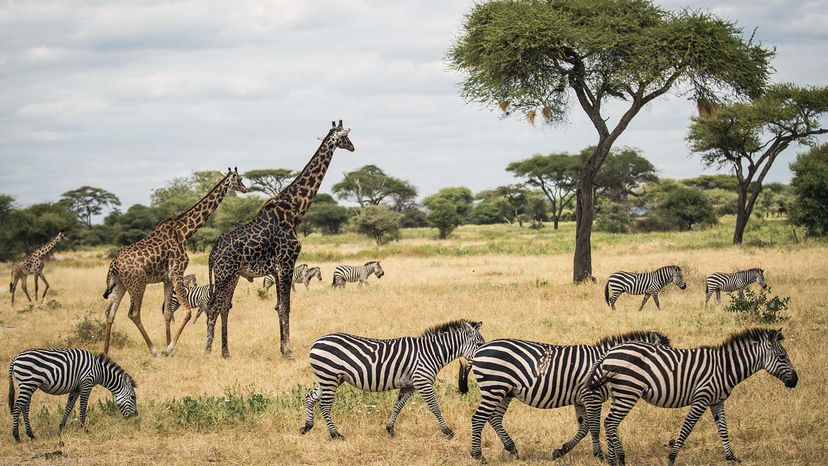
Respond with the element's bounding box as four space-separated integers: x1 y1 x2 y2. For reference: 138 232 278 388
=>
173 170 233 222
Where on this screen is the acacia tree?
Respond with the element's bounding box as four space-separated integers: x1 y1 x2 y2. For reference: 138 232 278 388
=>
688 84 828 243
60 186 121 227
594 148 658 203
449 0 771 282
243 169 296 196
333 165 417 210
507 153 579 229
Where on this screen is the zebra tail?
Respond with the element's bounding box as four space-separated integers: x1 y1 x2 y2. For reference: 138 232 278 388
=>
604 281 610 307
458 361 470 394
586 359 610 391
8 363 15 414
102 265 117 299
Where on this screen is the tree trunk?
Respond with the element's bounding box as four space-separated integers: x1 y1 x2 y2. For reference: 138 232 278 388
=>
573 174 596 283
553 215 559 230
733 186 749 244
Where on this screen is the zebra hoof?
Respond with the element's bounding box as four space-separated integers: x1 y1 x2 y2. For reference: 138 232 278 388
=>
667 439 676 447
299 424 313 435
386 426 395 437
442 428 455 439
330 432 345 441
725 455 741 463
552 448 565 459
505 445 518 458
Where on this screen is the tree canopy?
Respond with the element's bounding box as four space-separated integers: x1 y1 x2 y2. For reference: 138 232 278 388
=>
60 186 121 227
333 165 417 210
507 153 578 229
243 169 296 197
688 83 828 243
789 144 828 236
423 187 474 239
449 0 772 282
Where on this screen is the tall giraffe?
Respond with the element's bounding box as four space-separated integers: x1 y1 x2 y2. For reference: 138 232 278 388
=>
206 120 355 358
9 232 67 305
102 168 246 356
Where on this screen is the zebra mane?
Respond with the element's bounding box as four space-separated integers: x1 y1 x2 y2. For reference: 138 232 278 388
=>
595 330 671 348
657 265 680 273
716 327 783 348
96 353 138 387
364 261 379 266
421 319 473 337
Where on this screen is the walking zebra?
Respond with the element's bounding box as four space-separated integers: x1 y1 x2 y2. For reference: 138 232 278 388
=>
705 268 767 308
8 348 137 441
263 264 322 291
468 330 670 462
162 284 214 322
587 328 798 465
299 319 484 439
605 265 686 311
332 261 384 288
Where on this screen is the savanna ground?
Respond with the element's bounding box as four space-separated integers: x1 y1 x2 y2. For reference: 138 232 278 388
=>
0 219 826 465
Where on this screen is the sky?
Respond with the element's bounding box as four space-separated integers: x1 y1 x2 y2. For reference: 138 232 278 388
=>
1 0 826 214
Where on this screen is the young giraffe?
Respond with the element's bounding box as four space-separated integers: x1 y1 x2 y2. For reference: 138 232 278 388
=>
9 232 67 305
205 121 355 358
102 168 246 356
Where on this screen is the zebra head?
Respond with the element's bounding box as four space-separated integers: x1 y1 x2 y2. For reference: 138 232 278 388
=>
367 261 384 278
757 329 798 388
308 267 322 281
460 320 485 360
670 266 686 290
756 268 768 288
100 355 138 418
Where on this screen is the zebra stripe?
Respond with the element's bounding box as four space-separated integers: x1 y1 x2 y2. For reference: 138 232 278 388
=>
468 330 670 462
299 319 484 439
263 264 322 291
8 348 137 442
604 265 686 311
705 268 767 308
332 261 384 288
587 328 798 466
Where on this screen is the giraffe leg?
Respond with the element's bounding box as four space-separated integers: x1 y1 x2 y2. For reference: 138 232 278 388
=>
38 273 50 301
10 273 18 306
276 260 295 358
33 274 39 303
125 285 156 356
163 262 195 356
385 387 414 436
220 308 230 359
488 396 517 457
162 281 174 346
20 276 32 303
710 402 739 462
103 283 126 355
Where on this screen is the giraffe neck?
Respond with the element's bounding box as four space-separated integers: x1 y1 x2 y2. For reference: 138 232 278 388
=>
174 174 233 241
270 137 337 223
32 234 63 259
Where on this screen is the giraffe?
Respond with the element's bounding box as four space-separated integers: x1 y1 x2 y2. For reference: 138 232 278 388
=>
9 232 67 305
101 168 246 356
205 120 355 359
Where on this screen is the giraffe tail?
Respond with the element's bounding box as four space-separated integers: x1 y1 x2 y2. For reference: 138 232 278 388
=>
103 265 117 299
8 361 15 414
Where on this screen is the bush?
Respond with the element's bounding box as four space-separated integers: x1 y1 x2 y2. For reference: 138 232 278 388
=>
789 144 828 236
595 200 632 233
423 187 474 238
400 208 428 228
347 206 403 245
161 386 272 430
63 314 130 349
725 287 790 323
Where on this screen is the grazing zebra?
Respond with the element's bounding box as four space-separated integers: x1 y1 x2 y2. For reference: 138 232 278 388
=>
299 319 484 439
468 330 670 462
605 265 686 311
263 264 322 291
705 268 767 308
587 328 798 466
8 348 138 442
332 261 384 288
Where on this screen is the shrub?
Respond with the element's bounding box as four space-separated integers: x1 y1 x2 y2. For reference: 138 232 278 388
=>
725 287 790 324
595 200 632 233
162 386 272 430
63 314 130 349
347 206 403 245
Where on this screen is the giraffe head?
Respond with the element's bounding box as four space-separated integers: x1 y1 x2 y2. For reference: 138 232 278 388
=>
324 120 355 152
56 231 68 242
225 167 248 193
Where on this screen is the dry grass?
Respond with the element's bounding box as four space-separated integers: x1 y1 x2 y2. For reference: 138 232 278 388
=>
0 225 826 465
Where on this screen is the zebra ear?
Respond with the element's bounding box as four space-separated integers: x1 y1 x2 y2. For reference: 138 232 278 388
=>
776 328 784 340
474 321 483 329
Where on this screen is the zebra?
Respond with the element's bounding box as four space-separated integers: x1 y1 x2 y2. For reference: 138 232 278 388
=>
587 328 798 466
331 261 384 288
299 319 484 439
263 264 322 291
705 268 767 308
160 284 214 322
8 348 138 442
605 265 686 311
468 330 671 462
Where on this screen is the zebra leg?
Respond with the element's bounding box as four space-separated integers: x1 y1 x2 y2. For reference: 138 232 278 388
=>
318 383 344 439
22 403 35 440
553 403 590 459
710 402 739 462
78 386 92 432
415 381 454 438
470 390 503 462
668 400 709 465
716 290 722 305
12 383 37 442
488 396 517 457
604 396 638 466
652 293 661 310
299 386 321 434
59 392 79 431
705 290 713 309
637 294 650 311
385 387 414 436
